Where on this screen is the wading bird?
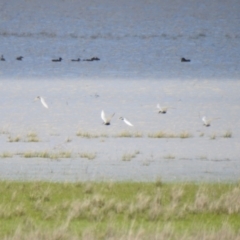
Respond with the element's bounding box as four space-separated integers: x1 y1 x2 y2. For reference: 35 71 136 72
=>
101 110 114 125
35 96 49 109
119 117 133 126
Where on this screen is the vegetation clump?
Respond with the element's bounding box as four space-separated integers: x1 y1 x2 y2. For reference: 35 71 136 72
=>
148 131 192 138
79 152 96 160
222 130 232 138
23 151 72 159
122 150 140 161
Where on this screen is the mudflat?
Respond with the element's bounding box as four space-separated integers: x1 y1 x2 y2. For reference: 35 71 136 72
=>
0 78 239 181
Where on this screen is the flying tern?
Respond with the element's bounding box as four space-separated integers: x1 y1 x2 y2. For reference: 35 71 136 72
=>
156 104 169 114
101 110 115 125
119 117 133 126
201 116 219 127
35 96 49 109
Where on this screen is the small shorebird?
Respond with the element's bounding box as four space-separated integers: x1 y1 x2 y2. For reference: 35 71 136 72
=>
119 117 133 126
181 57 191 62
156 104 169 114
101 110 114 125
0 55 5 61
201 116 219 127
35 96 49 109
16 56 23 61
52 57 62 62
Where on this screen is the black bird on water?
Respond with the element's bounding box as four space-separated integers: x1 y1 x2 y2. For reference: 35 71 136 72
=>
16 56 23 61
52 57 62 62
83 57 100 61
0 55 5 61
181 57 191 62
71 58 81 62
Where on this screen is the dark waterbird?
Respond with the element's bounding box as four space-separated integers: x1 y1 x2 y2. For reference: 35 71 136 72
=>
181 57 191 62
83 57 100 61
71 58 81 62
52 57 62 62
16 56 23 61
0 55 5 61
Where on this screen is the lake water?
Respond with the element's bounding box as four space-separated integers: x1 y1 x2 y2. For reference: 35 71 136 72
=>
0 0 239 80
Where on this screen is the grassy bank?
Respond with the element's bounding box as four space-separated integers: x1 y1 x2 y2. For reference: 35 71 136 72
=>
0 180 240 239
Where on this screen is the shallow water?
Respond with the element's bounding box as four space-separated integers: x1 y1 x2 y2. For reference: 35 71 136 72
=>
0 79 239 182
0 0 239 182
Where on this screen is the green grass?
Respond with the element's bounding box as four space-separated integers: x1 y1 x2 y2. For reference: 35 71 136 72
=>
0 181 240 239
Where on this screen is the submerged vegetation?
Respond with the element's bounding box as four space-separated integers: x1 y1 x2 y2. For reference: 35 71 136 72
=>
79 152 96 160
76 130 108 138
122 150 140 161
8 132 40 142
0 181 240 239
5 130 235 142
222 130 232 138
22 151 72 159
148 131 192 138
0 152 13 158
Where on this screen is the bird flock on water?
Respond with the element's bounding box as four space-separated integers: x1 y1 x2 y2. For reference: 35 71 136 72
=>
0 55 100 62
35 96 218 127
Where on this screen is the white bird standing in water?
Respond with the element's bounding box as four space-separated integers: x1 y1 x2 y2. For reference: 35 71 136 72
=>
119 117 133 126
156 103 169 114
35 96 49 109
101 110 115 125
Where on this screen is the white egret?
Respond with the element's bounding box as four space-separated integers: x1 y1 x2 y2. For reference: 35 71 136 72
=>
35 96 49 109
119 117 133 126
101 110 114 125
